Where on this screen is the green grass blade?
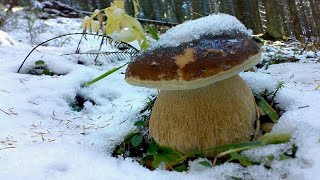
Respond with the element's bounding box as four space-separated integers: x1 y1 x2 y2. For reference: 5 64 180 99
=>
215 146 259 159
261 133 291 145
84 63 128 87
146 25 159 41
255 94 279 123
203 141 262 154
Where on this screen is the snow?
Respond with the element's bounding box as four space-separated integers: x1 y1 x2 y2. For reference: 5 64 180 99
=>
0 9 320 179
0 30 16 46
241 143 293 163
152 13 252 49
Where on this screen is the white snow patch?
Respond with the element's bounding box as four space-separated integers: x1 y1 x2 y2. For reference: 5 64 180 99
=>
242 143 293 163
152 13 252 48
240 72 277 94
0 30 16 46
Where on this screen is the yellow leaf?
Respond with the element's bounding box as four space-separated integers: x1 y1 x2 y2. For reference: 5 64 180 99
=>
132 0 140 17
90 9 101 19
82 16 90 30
91 21 100 33
97 12 104 29
94 5 149 49
113 0 124 9
140 39 149 50
111 28 137 43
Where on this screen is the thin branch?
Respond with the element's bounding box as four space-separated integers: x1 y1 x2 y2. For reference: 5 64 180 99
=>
94 36 105 62
0 109 10 115
61 51 137 57
76 30 86 53
0 146 16 151
17 33 139 73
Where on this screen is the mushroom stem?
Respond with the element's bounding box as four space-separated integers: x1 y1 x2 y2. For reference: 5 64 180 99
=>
149 75 256 155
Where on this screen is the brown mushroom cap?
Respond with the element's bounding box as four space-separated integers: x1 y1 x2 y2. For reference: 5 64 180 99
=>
125 34 261 90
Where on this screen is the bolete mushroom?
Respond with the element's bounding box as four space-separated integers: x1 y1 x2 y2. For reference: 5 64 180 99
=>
125 14 261 154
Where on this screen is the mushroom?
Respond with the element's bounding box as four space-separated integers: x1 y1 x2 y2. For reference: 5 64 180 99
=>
125 14 261 154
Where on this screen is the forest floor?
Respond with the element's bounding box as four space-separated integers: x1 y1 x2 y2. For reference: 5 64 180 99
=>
0 9 320 180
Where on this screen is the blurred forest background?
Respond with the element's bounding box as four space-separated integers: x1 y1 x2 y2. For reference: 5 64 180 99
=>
1 0 320 46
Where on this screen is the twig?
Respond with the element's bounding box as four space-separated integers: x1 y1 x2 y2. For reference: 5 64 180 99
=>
76 30 85 53
0 90 10 93
298 105 310 109
0 109 10 115
17 33 139 73
94 37 105 62
8 108 18 115
300 41 309 55
27 100 38 105
0 146 16 150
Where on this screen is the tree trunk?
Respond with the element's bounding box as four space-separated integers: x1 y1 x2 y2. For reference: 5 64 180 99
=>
174 0 184 23
219 0 234 15
151 0 165 21
191 0 202 19
7 0 17 12
309 0 320 41
99 0 111 8
262 0 287 40
211 0 220 13
124 0 134 16
165 0 178 23
201 0 213 16
249 0 263 34
137 0 153 19
91 0 98 9
287 0 303 40
232 0 263 34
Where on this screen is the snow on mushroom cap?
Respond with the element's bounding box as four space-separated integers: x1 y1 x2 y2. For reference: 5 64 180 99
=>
151 13 252 49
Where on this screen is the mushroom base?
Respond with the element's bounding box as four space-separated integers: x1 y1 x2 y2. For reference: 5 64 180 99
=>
149 75 256 155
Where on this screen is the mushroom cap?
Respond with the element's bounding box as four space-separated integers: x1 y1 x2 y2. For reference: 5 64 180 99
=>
125 33 261 90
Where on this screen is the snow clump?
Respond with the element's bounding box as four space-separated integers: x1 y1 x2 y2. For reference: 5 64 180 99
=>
152 13 252 48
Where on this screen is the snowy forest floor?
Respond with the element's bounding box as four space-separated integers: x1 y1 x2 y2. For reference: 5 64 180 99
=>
0 9 320 180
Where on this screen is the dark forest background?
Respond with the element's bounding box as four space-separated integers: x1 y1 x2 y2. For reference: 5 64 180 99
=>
2 0 320 45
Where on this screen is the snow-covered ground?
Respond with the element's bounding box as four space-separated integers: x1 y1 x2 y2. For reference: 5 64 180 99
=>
0 10 320 180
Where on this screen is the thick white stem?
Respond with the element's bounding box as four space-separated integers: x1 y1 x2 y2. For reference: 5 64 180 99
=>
149 75 256 154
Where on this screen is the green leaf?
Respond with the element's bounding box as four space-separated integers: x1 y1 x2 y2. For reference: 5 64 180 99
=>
140 39 149 50
131 134 143 147
35 60 45 66
261 133 291 145
152 146 183 168
147 139 159 155
70 103 82 112
229 152 253 166
198 161 212 167
84 63 128 86
173 164 188 172
133 120 145 127
123 132 140 144
42 69 52 76
116 148 125 155
278 154 292 161
146 24 159 41
255 94 279 123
